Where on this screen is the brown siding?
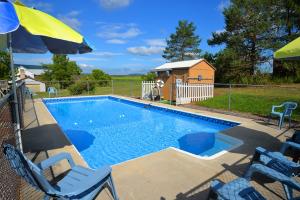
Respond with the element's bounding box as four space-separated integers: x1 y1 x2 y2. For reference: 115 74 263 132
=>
157 69 188 101
188 61 215 84
156 60 215 101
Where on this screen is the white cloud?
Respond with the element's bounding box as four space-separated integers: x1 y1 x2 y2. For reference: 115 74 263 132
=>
90 51 123 57
215 29 226 34
78 64 101 73
127 46 164 56
58 11 81 30
145 39 166 47
97 22 141 40
79 63 95 68
99 0 132 10
98 27 141 39
106 39 127 44
14 57 51 65
218 0 230 12
127 38 166 56
71 57 105 61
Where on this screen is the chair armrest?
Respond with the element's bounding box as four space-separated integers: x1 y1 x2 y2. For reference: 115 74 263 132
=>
245 164 300 191
280 141 300 154
272 104 283 113
62 166 112 199
250 147 266 164
37 152 75 170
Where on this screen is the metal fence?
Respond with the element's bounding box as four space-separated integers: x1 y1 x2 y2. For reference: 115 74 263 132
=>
27 80 300 122
0 81 26 200
29 80 142 98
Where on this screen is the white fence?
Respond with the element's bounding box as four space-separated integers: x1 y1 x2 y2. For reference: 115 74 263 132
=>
142 81 156 99
176 83 214 105
141 81 214 104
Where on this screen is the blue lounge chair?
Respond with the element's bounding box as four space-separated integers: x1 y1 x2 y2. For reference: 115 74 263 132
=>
270 102 298 129
251 141 300 177
3 144 118 200
47 87 58 97
208 163 300 200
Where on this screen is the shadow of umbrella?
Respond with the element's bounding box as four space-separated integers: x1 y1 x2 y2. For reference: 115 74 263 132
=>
65 130 95 152
178 132 215 155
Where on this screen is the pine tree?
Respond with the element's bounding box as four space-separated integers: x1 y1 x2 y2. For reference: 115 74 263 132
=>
163 20 201 62
208 0 300 82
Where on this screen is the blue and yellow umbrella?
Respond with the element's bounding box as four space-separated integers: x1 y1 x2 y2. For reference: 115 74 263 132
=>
0 0 92 54
0 0 93 151
274 37 300 60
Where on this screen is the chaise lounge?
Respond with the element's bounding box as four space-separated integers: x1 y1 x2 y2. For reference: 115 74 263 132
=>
3 144 119 200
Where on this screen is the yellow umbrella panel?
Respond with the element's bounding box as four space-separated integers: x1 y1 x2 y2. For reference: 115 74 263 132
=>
13 3 83 44
274 37 300 60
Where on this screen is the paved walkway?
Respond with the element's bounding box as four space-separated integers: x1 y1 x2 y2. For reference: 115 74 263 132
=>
20 96 298 200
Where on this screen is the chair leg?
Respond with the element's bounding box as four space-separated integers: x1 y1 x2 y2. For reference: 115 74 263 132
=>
207 188 218 200
279 116 284 129
107 176 119 200
250 150 261 165
283 184 293 200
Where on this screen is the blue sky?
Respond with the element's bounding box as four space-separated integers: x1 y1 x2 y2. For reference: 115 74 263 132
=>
14 0 229 75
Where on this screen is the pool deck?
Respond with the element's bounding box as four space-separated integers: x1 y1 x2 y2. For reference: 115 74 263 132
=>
20 95 298 199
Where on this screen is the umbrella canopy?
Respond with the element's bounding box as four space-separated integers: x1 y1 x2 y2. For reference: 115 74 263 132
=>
274 37 300 60
0 0 92 54
0 0 93 152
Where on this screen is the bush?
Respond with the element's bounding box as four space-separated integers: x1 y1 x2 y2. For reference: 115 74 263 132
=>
91 69 111 86
238 73 271 85
141 72 157 81
68 81 95 95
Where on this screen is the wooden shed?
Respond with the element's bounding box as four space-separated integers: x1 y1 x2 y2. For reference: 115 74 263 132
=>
152 59 215 101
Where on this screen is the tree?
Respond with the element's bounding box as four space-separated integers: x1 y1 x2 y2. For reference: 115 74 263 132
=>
0 51 10 80
90 69 111 86
209 0 275 76
208 0 300 83
141 72 156 81
271 0 300 79
163 20 201 62
41 55 82 88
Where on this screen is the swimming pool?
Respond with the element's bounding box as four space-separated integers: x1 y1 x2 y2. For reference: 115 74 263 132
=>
44 96 242 168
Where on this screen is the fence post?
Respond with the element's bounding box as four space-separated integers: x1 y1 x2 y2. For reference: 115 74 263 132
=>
111 80 114 94
228 84 231 111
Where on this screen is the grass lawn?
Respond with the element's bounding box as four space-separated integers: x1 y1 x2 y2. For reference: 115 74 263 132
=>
197 86 300 121
35 76 300 122
112 75 142 81
35 76 143 99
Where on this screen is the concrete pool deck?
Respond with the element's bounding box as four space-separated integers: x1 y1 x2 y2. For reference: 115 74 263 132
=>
20 95 298 199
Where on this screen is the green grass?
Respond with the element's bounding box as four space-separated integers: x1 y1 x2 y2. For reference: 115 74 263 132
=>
197 86 300 121
112 75 142 81
35 77 300 121
35 76 143 99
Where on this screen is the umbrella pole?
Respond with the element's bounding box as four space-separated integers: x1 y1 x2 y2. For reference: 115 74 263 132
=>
9 33 23 152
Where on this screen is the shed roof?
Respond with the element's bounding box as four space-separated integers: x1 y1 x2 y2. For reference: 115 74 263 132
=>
153 59 215 71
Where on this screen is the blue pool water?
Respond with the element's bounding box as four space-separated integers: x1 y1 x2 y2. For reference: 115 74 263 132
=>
44 96 240 168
